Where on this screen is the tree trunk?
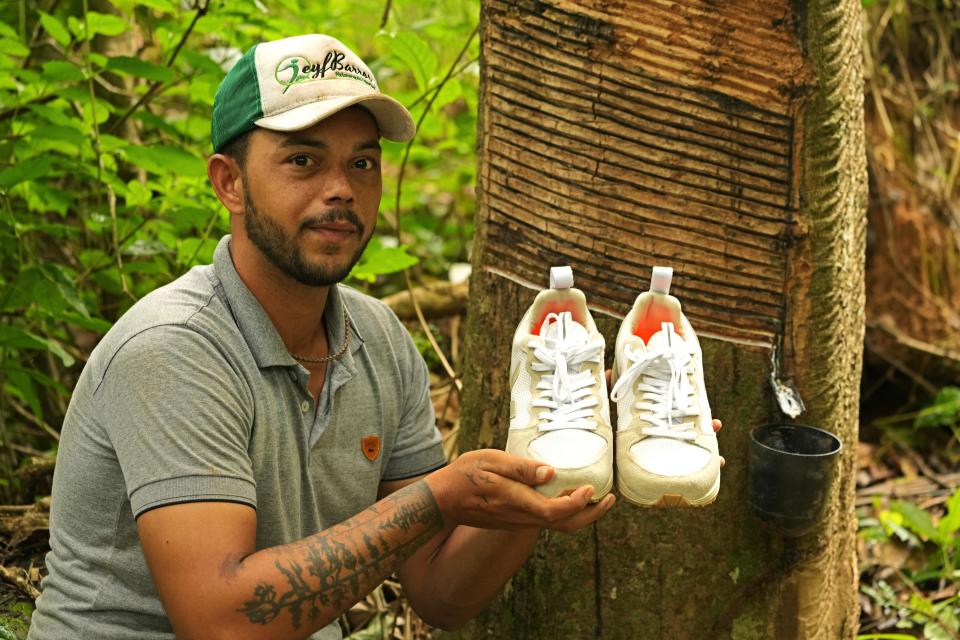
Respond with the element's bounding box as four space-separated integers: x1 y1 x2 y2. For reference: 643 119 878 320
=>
457 1 866 638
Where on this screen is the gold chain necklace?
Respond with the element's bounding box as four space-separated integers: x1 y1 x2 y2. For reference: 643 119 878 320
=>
289 309 351 364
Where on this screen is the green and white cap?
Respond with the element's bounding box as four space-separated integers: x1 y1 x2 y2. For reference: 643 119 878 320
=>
211 34 415 152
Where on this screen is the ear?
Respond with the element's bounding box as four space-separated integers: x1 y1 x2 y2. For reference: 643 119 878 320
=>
207 153 245 215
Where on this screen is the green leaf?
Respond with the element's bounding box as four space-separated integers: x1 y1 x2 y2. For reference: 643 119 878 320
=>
22 184 74 216
386 32 438 93
29 103 79 127
124 179 152 207
0 39 30 57
923 608 959 640
44 338 75 367
61 311 112 334
0 620 19 640
30 123 87 147
106 0 136 12
41 60 86 83
38 11 72 47
431 77 463 111
124 144 206 177
1 268 43 311
106 56 174 84
133 110 183 138
0 20 18 40
42 263 90 318
177 237 217 266
58 88 112 124
98 134 128 153
87 52 108 68
169 206 213 233
86 12 129 37
879 509 916 544
349 240 418 283
0 156 54 191
67 15 83 39
891 500 938 542
131 0 176 11
6 367 43 420
0 326 75 367
939 487 960 538
915 387 960 429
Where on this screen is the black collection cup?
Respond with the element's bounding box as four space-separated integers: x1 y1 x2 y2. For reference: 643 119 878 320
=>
748 423 843 536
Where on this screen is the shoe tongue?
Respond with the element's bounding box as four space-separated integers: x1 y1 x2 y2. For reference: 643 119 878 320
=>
646 322 682 352
540 311 588 343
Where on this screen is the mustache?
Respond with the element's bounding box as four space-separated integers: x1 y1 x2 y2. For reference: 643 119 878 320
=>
298 209 365 236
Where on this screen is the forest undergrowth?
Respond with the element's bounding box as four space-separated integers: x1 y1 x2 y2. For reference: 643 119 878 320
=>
0 0 958 638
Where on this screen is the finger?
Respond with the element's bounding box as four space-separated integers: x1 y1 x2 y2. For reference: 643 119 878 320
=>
605 368 612 387
570 485 594 505
712 418 722 433
471 449 554 487
720 455 726 468
549 493 616 532
521 486 599 527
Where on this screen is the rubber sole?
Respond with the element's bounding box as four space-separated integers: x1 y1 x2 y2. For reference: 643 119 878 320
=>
537 472 614 503
617 473 720 508
589 475 615 503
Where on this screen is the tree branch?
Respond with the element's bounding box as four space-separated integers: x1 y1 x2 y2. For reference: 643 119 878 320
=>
107 0 210 134
392 24 479 393
379 0 392 29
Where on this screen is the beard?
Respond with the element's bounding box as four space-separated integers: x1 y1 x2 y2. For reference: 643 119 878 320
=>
242 183 370 287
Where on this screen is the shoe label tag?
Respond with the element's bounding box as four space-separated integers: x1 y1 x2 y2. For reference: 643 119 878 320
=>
650 266 673 295
549 266 574 289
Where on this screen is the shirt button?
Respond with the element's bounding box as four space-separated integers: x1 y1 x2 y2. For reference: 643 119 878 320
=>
300 400 310 413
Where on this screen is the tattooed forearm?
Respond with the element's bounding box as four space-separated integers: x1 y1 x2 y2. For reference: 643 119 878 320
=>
238 480 443 629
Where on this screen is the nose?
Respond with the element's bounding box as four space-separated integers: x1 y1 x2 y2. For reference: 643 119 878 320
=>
322 165 355 204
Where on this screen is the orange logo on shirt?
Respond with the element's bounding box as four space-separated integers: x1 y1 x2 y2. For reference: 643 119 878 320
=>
361 435 381 462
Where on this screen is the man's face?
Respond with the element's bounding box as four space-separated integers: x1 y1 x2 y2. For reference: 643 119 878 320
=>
239 106 382 287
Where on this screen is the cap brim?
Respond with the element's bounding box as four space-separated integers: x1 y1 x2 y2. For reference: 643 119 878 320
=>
255 94 416 142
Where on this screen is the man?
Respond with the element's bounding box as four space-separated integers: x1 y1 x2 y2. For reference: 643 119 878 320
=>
27 34 618 640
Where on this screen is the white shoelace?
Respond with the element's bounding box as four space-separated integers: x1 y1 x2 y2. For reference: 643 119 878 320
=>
530 312 604 432
610 323 699 440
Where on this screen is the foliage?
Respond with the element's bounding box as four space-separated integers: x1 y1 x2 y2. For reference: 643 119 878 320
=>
0 0 479 503
862 0 960 228
914 386 960 438
0 600 31 640
859 487 960 638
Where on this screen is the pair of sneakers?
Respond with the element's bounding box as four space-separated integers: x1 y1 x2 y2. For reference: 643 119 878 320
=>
506 266 721 508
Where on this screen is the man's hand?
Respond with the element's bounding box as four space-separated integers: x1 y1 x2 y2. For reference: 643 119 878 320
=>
424 449 615 533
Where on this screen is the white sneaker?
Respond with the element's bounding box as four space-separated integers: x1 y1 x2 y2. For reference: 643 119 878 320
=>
506 266 613 501
610 267 720 507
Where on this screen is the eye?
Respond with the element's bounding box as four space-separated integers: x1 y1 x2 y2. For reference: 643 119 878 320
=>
353 157 378 170
290 154 313 167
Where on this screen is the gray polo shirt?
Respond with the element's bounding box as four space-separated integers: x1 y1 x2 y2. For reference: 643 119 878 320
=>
28 235 446 640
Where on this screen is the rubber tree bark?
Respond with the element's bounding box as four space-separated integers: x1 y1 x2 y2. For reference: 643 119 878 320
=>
456 1 866 638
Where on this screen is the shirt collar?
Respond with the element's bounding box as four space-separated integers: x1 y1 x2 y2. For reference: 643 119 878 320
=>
213 235 364 369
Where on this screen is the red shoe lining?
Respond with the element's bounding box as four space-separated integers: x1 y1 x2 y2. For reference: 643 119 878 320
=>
632 305 682 343
531 301 583 335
